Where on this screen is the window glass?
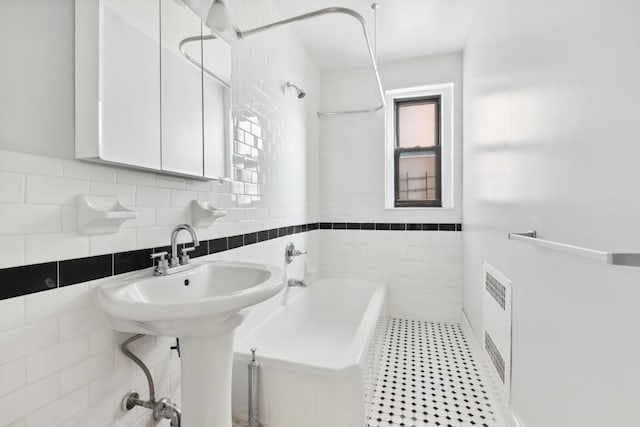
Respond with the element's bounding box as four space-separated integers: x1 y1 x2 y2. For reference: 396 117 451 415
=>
394 96 441 207
397 153 438 201
397 103 437 148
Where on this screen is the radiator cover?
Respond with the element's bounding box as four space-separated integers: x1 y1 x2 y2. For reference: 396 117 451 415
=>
482 262 512 401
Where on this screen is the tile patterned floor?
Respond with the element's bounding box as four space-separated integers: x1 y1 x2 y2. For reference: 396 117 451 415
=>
367 319 502 427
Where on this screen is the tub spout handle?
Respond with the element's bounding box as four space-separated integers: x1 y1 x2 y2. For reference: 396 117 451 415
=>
285 242 307 264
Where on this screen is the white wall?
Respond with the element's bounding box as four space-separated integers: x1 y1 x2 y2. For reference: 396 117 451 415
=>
0 0 320 425
318 54 463 321
463 0 640 425
320 53 463 223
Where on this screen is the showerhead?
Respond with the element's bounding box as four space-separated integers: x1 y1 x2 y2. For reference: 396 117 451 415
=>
286 81 306 99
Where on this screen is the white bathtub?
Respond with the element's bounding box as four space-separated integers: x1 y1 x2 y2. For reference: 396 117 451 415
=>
232 278 388 427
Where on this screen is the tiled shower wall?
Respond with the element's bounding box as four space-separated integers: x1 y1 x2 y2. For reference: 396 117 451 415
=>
320 228 461 321
0 0 320 425
318 54 464 321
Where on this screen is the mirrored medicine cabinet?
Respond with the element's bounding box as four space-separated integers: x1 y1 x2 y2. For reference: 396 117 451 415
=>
75 0 232 180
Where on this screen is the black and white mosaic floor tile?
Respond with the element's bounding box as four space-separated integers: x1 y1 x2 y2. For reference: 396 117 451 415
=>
367 319 502 427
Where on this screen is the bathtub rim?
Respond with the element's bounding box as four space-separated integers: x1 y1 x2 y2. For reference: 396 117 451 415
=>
234 277 388 372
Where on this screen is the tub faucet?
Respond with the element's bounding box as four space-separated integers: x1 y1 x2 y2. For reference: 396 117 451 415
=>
288 279 307 287
285 242 307 264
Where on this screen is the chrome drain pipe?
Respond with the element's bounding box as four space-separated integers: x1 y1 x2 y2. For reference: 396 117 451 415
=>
248 347 260 427
120 334 182 427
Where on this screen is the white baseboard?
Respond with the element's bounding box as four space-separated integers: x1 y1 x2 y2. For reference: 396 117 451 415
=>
460 309 524 427
461 308 480 345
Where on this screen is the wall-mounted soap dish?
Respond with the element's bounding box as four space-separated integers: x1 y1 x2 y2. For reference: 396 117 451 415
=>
77 195 138 235
191 200 227 227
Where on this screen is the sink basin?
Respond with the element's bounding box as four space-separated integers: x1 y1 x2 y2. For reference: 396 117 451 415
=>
99 261 283 336
97 260 284 427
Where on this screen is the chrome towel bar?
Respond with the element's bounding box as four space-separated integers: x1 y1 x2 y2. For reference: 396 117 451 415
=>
508 230 640 267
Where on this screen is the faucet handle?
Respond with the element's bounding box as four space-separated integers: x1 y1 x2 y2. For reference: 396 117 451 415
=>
179 246 196 265
285 242 308 264
150 252 169 270
151 251 168 260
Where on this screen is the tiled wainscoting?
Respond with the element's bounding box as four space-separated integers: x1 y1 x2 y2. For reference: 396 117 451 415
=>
0 232 317 427
0 223 320 301
0 227 464 427
320 229 463 322
0 222 461 301
0 223 464 426
0 295 179 427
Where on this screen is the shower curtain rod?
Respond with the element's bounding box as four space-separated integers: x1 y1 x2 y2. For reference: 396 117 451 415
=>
179 34 232 89
236 7 385 117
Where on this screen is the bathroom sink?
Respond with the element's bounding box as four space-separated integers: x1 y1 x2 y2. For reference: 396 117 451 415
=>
98 261 284 337
98 260 284 426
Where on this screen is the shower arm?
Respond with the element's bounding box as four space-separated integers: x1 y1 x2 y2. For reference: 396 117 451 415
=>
236 7 385 117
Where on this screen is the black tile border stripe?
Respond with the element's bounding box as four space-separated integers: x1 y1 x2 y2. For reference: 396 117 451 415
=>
0 222 461 300
59 254 112 287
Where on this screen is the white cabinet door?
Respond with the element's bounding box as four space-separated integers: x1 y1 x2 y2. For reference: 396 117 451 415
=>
76 0 232 180
100 0 161 169
160 0 204 176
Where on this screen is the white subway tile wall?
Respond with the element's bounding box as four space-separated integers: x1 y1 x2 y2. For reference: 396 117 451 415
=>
0 172 25 203
319 230 463 322
318 54 463 224
0 233 316 426
317 54 465 322
0 0 320 424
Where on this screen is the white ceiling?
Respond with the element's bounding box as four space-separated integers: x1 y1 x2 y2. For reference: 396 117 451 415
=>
269 0 478 70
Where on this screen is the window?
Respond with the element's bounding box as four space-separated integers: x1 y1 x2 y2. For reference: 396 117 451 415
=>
394 96 441 207
385 83 454 209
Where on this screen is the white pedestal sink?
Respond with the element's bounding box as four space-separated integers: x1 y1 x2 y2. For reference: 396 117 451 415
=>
98 261 284 427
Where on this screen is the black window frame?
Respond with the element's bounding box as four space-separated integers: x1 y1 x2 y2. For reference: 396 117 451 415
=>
393 95 442 208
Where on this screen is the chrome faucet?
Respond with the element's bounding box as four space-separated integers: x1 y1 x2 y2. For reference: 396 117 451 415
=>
151 224 200 276
285 242 308 288
170 224 199 267
285 242 307 264
153 398 182 427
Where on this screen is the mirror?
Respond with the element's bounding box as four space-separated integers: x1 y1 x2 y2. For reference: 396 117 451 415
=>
202 28 232 179
99 0 162 170
160 0 204 176
75 0 232 181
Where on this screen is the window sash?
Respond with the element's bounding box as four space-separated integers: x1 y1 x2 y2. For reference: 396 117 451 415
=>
393 96 442 208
